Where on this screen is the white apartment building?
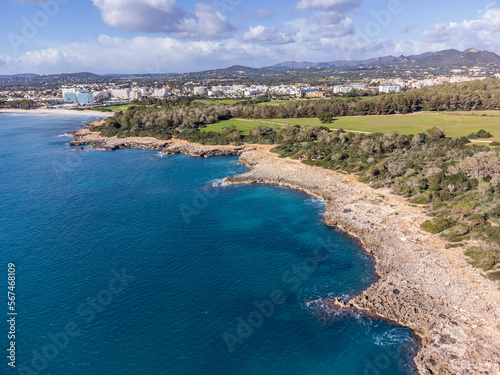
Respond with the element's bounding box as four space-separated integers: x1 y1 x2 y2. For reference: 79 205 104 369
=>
193 87 208 95
110 89 130 100
379 85 402 93
93 91 111 102
152 88 169 99
334 86 354 94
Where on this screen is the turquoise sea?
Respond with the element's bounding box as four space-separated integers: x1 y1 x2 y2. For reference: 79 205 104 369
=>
0 113 417 374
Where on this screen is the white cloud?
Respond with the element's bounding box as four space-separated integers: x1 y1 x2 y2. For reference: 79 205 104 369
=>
297 0 360 12
172 4 236 40
242 26 294 45
294 0 359 41
91 0 184 33
424 8 500 49
308 10 346 24
91 0 235 40
4 2 499 75
0 31 457 75
0 35 282 74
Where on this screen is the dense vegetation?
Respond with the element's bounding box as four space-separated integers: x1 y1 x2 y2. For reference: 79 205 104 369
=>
95 79 500 140
0 99 38 109
270 127 499 276
92 80 500 277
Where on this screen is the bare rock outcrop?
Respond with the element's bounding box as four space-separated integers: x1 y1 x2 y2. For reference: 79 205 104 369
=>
69 127 256 157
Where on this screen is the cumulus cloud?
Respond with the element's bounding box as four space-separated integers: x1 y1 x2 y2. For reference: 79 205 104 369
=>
91 0 235 40
91 0 184 33
242 26 294 45
308 10 345 24
5 1 495 75
294 0 359 41
424 8 500 49
297 0 360 12
0 35 284 74
0 30 455 75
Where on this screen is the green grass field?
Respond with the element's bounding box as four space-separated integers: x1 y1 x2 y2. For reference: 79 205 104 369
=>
199 119 281 135
258 100 301 106
91 104 137 112
196 99 246 105
270 112 500 141
200 111 500 141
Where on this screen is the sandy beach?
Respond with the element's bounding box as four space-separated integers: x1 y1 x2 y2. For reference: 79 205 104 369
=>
0 108 115 118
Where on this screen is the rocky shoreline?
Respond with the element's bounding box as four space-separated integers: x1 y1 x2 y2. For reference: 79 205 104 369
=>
225 148 500 375
69 127 257 157
70 126 500 374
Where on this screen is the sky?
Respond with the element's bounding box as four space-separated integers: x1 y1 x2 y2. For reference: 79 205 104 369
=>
0 0 499 74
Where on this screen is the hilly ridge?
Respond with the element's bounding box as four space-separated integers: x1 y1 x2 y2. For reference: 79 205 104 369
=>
270 48 500 69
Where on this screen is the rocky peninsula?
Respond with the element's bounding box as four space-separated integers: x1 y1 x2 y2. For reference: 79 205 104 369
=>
69 127 257 157
70 126 500 374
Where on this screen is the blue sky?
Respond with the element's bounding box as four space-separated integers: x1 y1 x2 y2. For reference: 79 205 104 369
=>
0 0 499 74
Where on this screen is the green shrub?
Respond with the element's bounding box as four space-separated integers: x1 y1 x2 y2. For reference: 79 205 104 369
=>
477 129 493 138
489 207 500 218
439 191 454 201
486 271 500 281
412 195 430 204
467 130 493 139
441 232 463 243
464 247 497 270
421 217 455 234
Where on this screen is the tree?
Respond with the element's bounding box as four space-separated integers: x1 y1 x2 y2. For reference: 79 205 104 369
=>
426 127 445 142
319 113 334 124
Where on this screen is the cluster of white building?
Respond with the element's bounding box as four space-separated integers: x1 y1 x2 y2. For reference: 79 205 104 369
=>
333 82 401 94
378 83 402 93
189 84 322 98
192 85 266 97
57 72 494 107
61 86 169 105
268 85 319 96
407 75 487 89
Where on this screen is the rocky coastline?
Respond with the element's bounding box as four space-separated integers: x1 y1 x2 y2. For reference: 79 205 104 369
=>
225 148 500 375
70 126 500 374
69 127 256 157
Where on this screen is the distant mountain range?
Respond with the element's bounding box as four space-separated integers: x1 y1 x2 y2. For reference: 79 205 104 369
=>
1 49 500 85
269 49 500 70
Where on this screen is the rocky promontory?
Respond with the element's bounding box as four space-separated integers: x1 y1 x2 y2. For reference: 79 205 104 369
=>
69 127 258 157
226 147 500 375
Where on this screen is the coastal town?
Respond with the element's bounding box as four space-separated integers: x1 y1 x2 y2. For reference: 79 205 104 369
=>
0 54 500 109
0 69 496 108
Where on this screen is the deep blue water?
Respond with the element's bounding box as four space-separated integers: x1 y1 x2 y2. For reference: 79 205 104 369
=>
0 113 416 375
